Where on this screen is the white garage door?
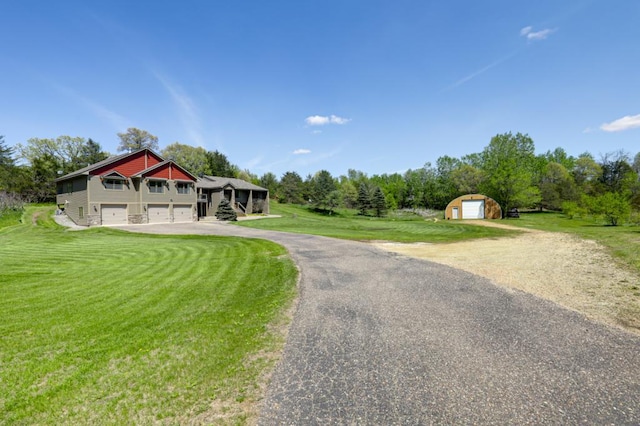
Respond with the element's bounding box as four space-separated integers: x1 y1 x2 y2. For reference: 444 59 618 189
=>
101 204 128 225
148 204 170 224
173 204 193 222
462 199 485 219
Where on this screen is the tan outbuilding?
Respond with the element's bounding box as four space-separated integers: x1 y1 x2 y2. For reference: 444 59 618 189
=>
445 194 502 220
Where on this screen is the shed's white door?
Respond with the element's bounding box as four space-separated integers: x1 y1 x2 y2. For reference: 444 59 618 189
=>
101 204 128 225
452 207 459 219
462 199 485 219
173 204 193 222
148 204 170 224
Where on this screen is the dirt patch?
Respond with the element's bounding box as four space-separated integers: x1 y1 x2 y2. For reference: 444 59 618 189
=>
373 221 640 335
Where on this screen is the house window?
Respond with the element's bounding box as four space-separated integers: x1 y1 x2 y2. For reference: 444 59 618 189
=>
149 180 164 193
177 182 190 194
104 179 124 190
65 182 73 193
78 207 84 218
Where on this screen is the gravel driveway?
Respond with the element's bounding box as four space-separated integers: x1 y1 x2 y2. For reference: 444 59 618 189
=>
114 221 640 425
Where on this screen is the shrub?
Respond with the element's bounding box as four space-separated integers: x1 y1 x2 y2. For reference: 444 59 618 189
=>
587 192 632 226
561 201 585 219
215 198 237 221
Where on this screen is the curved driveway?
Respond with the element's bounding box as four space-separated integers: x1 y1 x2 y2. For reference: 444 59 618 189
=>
115 222 640 424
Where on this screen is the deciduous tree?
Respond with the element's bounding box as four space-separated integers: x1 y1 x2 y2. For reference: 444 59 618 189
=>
116 128 159 152
479 132 540 215
16 136 102 174
162 142 210 176
539 162 578 211
586 192 631 226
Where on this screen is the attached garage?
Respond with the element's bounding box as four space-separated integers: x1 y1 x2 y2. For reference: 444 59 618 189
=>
148 204 170 224
101 204 128 225
173 204 193 222
445 194 502 220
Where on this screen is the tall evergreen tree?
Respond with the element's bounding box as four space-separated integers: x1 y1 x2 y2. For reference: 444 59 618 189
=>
280 171 304 204
372 187 387 217
0 136 13 167
311 170 336 210
206 150 238 177
80 139 109 167
357 183 371 215
259 172 279 198
0 136 16 192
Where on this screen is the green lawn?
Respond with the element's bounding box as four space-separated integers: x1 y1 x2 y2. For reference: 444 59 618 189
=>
0 208 22 229
0 206 297 424
505 211 640 273
238 202 518 243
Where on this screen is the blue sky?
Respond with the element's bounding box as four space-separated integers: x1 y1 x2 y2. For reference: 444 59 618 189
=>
1 1 638 178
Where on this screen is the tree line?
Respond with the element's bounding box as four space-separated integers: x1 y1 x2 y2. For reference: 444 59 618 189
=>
257 132 640 225
2 130 639 225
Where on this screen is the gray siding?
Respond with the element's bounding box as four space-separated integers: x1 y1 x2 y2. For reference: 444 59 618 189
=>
87 176 142 224
57 175 196 226
56 176 89 226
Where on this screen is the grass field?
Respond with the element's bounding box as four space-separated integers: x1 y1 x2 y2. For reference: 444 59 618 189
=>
239 202 517 242
0 206 297 424
509 211 640 273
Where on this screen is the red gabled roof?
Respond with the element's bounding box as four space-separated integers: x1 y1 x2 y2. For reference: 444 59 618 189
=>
132 160 198 182
91 150 163 177
56 149 165 181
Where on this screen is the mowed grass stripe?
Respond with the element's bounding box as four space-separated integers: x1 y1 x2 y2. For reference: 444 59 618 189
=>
239 202 517 242
0 207 297 424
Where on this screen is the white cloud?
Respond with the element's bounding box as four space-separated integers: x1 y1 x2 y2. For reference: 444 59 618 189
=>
305 114 351 126
520 26 533 36
600 114 640 132
520 26 556 41
293 149 311 155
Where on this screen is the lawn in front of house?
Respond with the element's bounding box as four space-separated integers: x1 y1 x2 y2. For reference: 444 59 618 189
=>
237 202 518 243
0 206 297 424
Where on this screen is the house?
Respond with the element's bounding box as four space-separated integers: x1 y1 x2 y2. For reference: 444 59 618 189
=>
445 194 502 220
55 149 198 226
196 176 269 218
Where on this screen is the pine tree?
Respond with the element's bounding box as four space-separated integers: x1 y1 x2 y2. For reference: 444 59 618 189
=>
357 183 371 215
372 187 387 217
215 198 237 221
0 136 15 192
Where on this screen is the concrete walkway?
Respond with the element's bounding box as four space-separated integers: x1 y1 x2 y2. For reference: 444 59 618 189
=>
114 221 640 425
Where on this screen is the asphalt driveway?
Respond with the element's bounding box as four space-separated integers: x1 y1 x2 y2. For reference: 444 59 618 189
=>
115 221 640 424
